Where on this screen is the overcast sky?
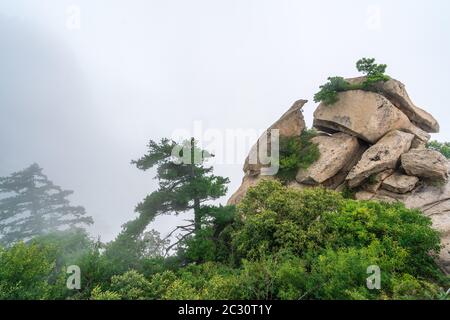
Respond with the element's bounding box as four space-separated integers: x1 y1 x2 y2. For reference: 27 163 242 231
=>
1 0 449 241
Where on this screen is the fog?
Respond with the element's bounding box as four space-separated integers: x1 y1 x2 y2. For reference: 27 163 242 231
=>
1 0 449 241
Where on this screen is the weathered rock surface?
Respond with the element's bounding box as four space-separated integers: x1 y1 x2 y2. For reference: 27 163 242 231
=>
381 172 419 194
403 172 450 274
347 77 440 133
355 191 376 201
296 132 362 185
346 130 414 187
313 90 423 144
401 149 449 181
322 143 368 189
243 100 307 176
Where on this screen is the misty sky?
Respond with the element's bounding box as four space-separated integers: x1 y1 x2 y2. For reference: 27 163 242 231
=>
1 0 450 241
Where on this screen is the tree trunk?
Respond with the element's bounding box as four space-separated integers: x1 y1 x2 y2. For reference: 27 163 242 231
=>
193 197 201 233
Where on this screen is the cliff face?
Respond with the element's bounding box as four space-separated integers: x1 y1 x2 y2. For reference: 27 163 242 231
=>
229 77 450 274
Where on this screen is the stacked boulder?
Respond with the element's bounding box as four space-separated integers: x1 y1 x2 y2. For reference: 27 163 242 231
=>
228 77 450 273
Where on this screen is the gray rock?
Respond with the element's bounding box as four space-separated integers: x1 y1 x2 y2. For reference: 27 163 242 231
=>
381 172 419 194
313 90 425 144
296 132 362 185
346 77 439 133
346 130 414 187
401 149 449 181
403 170 450 274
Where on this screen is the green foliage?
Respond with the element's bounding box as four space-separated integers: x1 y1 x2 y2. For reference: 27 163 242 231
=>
180 205 237 264
427 140 450 159
228 180 446 299
31 229 96 299
313 77 354 105
114 138 230 262
276 129 320 182
232 180 345 259
147 270 178 299
71 241 115 299
88 270 154 301
103 229 169 276
314 58 389 105
90 286 121 300
356 57 390 86
0 242 55 299
109 270 153 300
391 274 442 300
0 164 93 246
32 228 93 267
341 185 356 199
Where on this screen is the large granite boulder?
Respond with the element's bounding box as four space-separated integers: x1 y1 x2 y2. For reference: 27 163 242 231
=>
401 149 449 181
347 77 439 133
346 130 414 187
313 90 427 144
243 100 306 176
296 132 363 185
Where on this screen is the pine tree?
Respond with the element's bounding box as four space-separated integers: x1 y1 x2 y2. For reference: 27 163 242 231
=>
119 138 229 253
0 163 93 246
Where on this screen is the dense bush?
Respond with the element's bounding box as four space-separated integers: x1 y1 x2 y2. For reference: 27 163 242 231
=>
276 129 320 182
0 242 56 300
228 180 447 299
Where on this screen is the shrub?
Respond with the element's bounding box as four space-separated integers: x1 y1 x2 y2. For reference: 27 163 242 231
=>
314 58 390 105
230 180 445 299
180 205 236 264
391 274 442 300
90 286 121 300
276 129 320 182
313 76 353 105
109 270 153 300
0 242 55 300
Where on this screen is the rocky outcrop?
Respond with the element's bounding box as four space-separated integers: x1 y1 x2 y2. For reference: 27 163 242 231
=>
229 76 448 273
243 100 306 176
296 132 362 185
401 149 449 181
346 130 414 187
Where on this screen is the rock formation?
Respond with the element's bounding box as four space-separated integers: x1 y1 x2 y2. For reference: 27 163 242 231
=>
228 77 449 274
